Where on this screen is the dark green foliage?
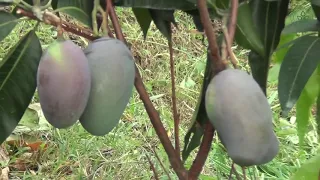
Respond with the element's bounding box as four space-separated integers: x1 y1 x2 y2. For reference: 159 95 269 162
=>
0 11 17 42
205 69 279 166
0 30 42 144
132 8 152 39
37 40 91 129
80 37 135 136
246 0 289 94
278 35 320 116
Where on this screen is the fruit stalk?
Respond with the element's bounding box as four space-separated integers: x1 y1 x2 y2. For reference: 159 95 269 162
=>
106 2 188 179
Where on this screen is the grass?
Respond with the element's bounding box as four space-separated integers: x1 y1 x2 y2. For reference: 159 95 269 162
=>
0 6 319 180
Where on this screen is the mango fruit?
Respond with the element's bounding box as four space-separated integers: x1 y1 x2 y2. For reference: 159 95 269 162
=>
79 37 135 136
205 69 279 166
37 40 91 129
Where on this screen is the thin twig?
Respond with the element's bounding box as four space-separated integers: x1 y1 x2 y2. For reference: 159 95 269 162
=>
188 122 215 179
107 0 127 44
222 26 238 68
232 163 242 180
145 153 160 180
151 146 172 180
228 162 234 180
169 40 180 157
107 3 188 179
242 167 247 180
15 8 96 41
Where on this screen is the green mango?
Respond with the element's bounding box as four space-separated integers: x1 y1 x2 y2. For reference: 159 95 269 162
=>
37 40 91 129
80 37 135 136
205 69 279 166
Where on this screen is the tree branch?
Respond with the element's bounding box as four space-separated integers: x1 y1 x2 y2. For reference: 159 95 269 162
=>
197 0 226 74
15 8 97 41
169 40 180 157
106 1 188 179
188 121 214 179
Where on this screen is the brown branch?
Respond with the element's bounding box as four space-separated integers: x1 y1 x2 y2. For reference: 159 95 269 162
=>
228 0 239 44
197 0 226 74
169 41 180 157
106 2 188 179
15 8 97 41
188 122 214 179
146 153 160 180
104 0 114 38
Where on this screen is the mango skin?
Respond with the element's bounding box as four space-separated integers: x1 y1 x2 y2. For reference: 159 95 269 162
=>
79 37 135 136
205 69 279 167
37 40 91 129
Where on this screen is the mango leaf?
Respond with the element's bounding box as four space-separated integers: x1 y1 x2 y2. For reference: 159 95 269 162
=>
285 3 315 26
248 51 268 95
291 152 320 180
182 50 213 162
132 8 152 40
296 66 320 146
311 1 320 21
112 0 196 10
282 19 320 34
248 0 290 94
149 9 177 41
0 11 17 42
0 30 42 144
278 35 320 116
56 0 93 27
184 10 203 32
272 33 297 63
234 1 264 57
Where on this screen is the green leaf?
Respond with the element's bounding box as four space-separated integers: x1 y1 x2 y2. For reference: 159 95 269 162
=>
149 9 177 41
296 67 320 146
234 1 264 57
248 51 268 95
184 10 203 32
272 33 297 63
182 50 213 161
0 30 42 144
278 35 320 116
285 3 315 25
112 0 196 10
132 8 152 40
291 152 320 180
282 19 320 34
248 0 289 94
311 1 320 21
56 0 93 27
0 11 17 42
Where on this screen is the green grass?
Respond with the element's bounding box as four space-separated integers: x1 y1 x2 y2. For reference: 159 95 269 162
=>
1 7 319 180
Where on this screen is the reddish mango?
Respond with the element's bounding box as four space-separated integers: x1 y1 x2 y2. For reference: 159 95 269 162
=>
37 40 91 129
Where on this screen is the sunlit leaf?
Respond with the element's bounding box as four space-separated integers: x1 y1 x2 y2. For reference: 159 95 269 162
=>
296 66 320 146
291 152 320 180
282 19 320 34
